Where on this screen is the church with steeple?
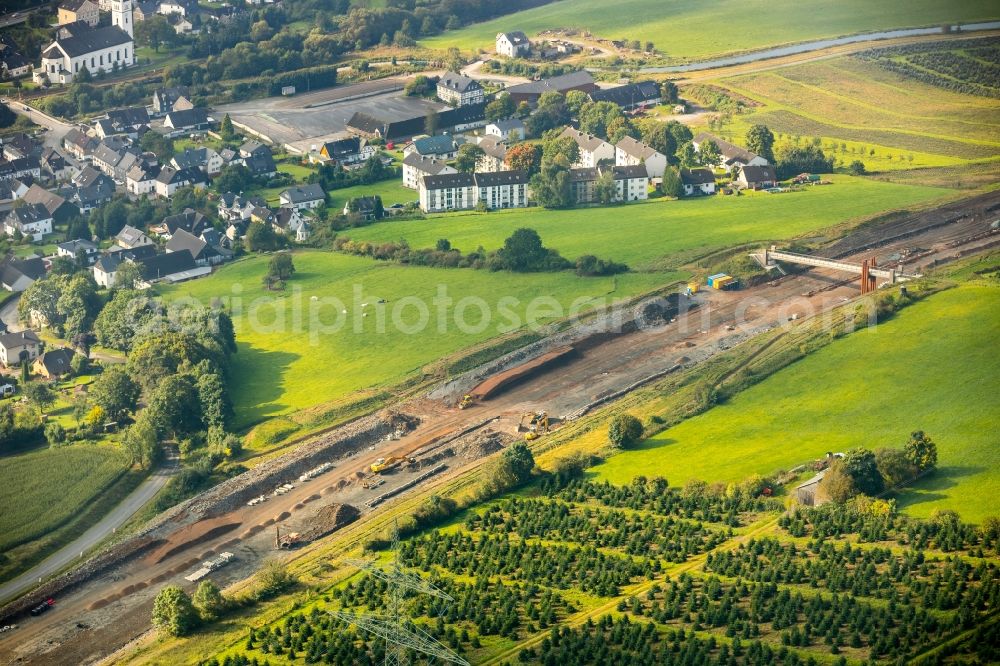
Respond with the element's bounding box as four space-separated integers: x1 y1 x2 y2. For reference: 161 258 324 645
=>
34 0 135 85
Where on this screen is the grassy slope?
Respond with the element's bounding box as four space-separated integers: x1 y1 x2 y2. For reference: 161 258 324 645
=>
591 284 1000 523
421 0 999 58
715 57 1000 164
343 176 951 269
0 445 130 555
159 251 674 428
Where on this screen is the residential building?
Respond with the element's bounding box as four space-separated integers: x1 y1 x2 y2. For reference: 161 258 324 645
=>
154 165 206 198
4 203 53 241
0 47 32 79
402 153 457 190
33 347 76 378
436 72 484 107
342 196 382 220
35 6 135 85
279 183 325 210
615 136 667 178
125 163 159 195
171 146 223 175
58 0 100 27
22 184 79 223
476 137 508 173
403 135 463 160
91 244 155 287
506 71 597 105
496 31 530 58
40 148 76 182
238 140 276 177
217 192 266 222
63 127 97 161
0 257 46 292
418 170 528 213
0 157 41 182
138 249 207 283
0 330 42 366
165 228 222 266
151 86 191 115
736 165 778 190
692 132 769 172
115 224 152 249
315 137 374 166
680 168 716 196
272 208 308 240
151 208 207 239
485 119 525 142
590 81 661 111
560 127 614 168
57 238 99 263
97 106 149 138
163 108 212 135
568 165 649 204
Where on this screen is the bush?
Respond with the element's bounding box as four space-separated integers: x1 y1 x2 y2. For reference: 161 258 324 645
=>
152 586 200 636
608 413 643 449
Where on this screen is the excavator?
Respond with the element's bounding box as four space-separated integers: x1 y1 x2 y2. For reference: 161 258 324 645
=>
370 455 416 474
519 411 549 441
458 394 474 409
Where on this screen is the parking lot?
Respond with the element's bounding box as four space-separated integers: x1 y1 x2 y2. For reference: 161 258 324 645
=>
214 77 448 153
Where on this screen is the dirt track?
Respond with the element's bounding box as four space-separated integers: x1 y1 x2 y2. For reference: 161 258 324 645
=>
1 191 997 665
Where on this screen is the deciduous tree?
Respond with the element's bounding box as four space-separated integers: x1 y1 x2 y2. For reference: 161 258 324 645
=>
152 586 199 636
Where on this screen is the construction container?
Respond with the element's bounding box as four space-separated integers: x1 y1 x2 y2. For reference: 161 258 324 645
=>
712 275 734 290
687 282 699 294
706 273 727 288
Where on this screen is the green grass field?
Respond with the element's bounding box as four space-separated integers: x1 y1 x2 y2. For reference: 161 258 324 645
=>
711 57 1000 170
422 0 999 59
343 176 951 269
0 445 130 555
159 251 676 430
591 284 1000 523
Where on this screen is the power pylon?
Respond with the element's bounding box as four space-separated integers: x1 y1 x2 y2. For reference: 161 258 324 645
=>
330 524 470 666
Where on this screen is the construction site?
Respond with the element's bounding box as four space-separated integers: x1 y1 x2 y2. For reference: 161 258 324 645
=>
0 190 997 665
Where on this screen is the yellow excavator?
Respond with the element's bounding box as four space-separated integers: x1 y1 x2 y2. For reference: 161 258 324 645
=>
370 456 416 473
520 411 549 441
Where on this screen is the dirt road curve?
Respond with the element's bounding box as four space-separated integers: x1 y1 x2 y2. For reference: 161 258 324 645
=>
1 192 998 665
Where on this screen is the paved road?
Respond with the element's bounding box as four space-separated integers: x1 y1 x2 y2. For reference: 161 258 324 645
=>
8 102 75 148
0 453 178 605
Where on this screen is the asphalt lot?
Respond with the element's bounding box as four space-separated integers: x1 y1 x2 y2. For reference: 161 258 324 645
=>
214 78 448 152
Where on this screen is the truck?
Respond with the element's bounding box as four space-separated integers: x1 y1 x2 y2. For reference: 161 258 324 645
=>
275 527 303 549
29 599 54 616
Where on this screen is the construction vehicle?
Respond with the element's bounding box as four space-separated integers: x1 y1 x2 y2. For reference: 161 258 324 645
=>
519 411 549 441
275 526 303 549
458 394 473 409
369 456 415 474
362 475 385 490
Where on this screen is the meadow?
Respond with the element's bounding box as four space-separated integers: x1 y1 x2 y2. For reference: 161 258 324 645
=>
712 57 1000 168
421 0 999 59
591 284 1000 523
0 445 131 556
343 176 952 269
159 252 675 430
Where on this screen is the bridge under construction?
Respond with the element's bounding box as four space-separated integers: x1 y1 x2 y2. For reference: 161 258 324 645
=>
754 245 921 293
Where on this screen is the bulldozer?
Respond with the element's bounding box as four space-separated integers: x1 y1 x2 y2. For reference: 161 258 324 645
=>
519 411 549 441
458 394 474 409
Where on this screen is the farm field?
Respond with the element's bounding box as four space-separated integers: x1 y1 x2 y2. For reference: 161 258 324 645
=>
181 477 998 666
0 445 130 562
591 283 1000 523
421 0 999 59
343 176 952 269
158 251 675 430
711 56 1000 170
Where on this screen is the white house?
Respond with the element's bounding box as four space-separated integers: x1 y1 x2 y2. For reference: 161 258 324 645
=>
496 31 530 58
615 136 667 179
680 168 716 196
126 163 159 195
4 203 53 241
35 1 134 85
154 166 205 198
436 72 485 107
692 132 769 172
418 171 528 213
560 127 614 168
279 183 325 210
402 153 457 190
0 330 42 367
476 137 508 173
57 238 99 263
115 224 152 249
485 119 525 142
